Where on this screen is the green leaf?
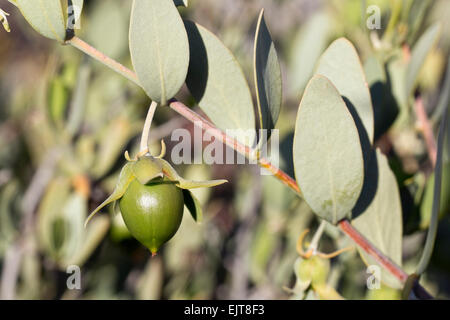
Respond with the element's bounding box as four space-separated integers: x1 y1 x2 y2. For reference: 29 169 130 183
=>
129 0 189 105
85 0 128 60
184 20 256 146
416 107 448 276
405 23 441 98
352 150 403 289
85 162 135 226
253 9 282 135
132 156 163 185
173 0 188 7
293 75 364 224
182 189 203 222
160 158 227 189
16 0 66 42
316 38 374 144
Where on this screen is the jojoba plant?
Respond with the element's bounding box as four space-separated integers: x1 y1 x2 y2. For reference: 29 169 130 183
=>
1 0 449 300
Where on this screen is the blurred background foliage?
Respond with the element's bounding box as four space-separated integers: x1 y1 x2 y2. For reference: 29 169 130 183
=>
0 0 449 300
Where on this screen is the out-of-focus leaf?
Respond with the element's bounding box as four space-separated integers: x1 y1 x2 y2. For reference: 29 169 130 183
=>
405 23 441 97
366 284 401 300
48 78 68 126
85 0 128 60
316 38 374 144
173 0 188 7
37 177 71 259
129 0 189 105
62 214 110 268
184 20 256 146
293 75 364 224
136 257 163 300
182 189 203 223
253 9 282 135
250 221 277 284
288 11 330 97
432 56 450 124
16 0 66 42
420 162 450 229
91 117 134 178
352 150 403 289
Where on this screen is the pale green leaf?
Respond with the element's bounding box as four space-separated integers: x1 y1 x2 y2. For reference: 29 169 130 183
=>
129 0 189 105
416 108 448 275
160 158 227 189
420 162 450 229
16 0 66 42
184 20 256 146
85 162 135 226
352 150 403 289
316 38 374 144
293 75 364 224
405 23 441 97
173 0 188 7
253 9 282 135
182 189 203 222
132 156 164 185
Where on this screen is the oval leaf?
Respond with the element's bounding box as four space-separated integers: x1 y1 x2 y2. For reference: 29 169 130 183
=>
293 75 364 224
253 9 282 135
129 0 190 105
184 20 256 146
405 23 441 98
16 0 66 42
352 150 403 289
316 38 374 144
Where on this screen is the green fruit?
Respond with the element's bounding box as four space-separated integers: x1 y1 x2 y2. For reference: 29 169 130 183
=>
119 178 184 254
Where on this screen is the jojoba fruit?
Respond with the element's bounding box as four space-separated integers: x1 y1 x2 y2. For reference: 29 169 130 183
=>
119 178 184 254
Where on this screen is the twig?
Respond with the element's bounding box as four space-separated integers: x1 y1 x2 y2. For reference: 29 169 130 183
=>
67 36 431 296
